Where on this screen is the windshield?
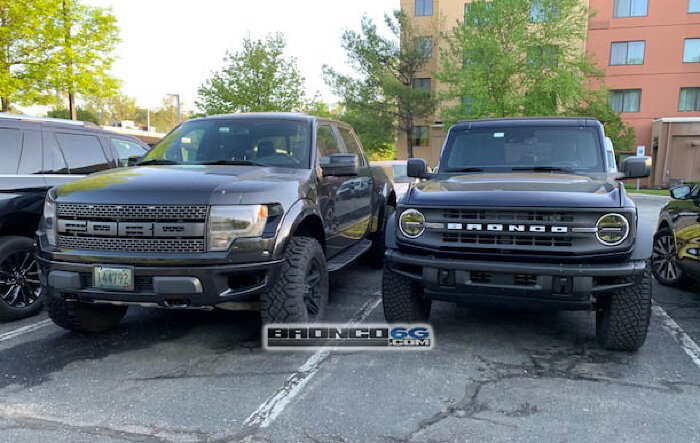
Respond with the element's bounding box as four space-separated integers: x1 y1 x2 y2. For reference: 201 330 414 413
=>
142 119 311 168
441 126 604 173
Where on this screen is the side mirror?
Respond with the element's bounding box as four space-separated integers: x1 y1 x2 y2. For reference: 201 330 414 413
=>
322 154 359 177
407 158 428 178
671 185 693 200
620 156 651 179
127 156 142 167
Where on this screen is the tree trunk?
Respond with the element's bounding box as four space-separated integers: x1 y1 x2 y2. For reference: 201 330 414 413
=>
1 97 9 113
406 126 414 159
69 93 77 120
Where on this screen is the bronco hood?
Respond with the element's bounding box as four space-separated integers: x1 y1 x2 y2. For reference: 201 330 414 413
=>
54 165 310 206
407 173 621 208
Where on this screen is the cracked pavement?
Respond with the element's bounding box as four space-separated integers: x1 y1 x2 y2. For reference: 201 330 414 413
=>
1 196 699 443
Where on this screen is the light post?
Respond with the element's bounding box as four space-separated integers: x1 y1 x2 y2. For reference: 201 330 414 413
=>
166 93 181 125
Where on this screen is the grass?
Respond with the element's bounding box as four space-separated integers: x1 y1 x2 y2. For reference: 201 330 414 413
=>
624 184 670 196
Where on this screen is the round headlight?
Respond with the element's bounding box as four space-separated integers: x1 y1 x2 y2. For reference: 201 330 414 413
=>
596 213 629 246
399 209 426 238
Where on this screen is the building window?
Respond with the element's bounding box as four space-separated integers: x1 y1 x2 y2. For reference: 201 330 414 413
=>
412 126 429 147
464 1 493 26
530 0 559 23
415 37 433 59
690 0 700 13
527 45 559 69
412 78 432 91
610 89 641 113
683 39 700 63
415 0 433 16
610 41 645 65
679 88 700 111
614 0 648 17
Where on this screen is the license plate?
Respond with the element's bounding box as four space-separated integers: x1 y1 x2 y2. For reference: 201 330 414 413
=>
93 266 134 291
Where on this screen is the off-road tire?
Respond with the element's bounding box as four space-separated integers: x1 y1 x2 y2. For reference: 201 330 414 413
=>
382 267 431 322
367 206 395 267
651 228 694 288
46 296 127 333
261 236 329 323
0 237 43 321
596 261 652 351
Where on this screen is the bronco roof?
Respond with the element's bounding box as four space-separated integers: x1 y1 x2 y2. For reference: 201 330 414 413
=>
188 112 345 126
454 117 602 129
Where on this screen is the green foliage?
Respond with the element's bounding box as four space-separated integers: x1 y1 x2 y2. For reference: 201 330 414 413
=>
0 0 60 111
574 92 636 153
324 11 436 159
47 107 99 124
197 34 305 115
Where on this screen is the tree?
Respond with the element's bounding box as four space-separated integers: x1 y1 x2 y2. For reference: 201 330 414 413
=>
0 0 59 111
324 11 436 159
197 34 305 115
48 0 120 120
439 0 634 151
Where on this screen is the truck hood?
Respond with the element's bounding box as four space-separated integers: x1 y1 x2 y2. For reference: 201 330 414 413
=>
54 165 311 206
407 173 621 208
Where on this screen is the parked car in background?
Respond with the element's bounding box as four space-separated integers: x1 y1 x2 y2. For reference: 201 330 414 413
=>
38 113 395 333
0 113 150 321
372 160 416 197
383 117 654 351
652 184 700 287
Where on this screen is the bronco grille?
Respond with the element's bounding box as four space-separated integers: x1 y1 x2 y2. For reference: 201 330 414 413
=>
56 204 208 254
400 207 625 257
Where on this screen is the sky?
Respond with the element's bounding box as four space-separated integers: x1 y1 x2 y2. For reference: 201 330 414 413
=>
83 0 399 111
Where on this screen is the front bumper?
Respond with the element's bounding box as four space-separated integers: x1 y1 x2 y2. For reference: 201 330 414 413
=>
37 255 284 309
385 249 647 310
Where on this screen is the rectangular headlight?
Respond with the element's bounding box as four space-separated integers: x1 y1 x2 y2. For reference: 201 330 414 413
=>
44 194 57 247
207 205 268 252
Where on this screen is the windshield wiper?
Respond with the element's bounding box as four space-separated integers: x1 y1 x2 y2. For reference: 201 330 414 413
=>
137 159 180 166
511 166 576 173
449 167 484 173
201 160 266 166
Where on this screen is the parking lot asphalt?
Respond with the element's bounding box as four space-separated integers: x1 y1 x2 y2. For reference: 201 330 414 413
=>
1 195 699 443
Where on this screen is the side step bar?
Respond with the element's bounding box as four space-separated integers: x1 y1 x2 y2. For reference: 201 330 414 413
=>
327 239 373 272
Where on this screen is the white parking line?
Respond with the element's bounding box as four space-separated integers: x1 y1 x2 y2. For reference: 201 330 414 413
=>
0 319 54 343
243 293 383 429
653 304 700 370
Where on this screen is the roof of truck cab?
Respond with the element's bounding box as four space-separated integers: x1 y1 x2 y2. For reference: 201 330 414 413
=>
453 117 602 129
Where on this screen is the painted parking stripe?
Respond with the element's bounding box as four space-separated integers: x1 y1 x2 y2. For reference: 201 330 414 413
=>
653 304 700 370
242 293 382 430
0 319 54 343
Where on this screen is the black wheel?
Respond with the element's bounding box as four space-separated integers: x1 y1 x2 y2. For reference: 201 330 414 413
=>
382 267 431 322
367 205 395 267
261 236 329 323
652 228 693 287
596 261 652 351
0 237 43 321
46 296 127 333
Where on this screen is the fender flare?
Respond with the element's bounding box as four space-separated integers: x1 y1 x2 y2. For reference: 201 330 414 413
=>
271 199 324 260
631 218 654 261
385 211 398 250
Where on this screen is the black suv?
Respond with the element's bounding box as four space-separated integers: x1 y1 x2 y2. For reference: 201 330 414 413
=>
383 118 654 351
0 114 150 321
37 113 394 332
652 184 700 287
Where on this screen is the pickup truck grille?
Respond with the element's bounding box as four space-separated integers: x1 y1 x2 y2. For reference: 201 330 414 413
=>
400 207 632 257
56 204 207 254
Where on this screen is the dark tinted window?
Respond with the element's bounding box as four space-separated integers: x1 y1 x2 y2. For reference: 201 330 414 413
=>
144 119 311 168
317 125 342 166
442 126 604 173
0 128 23 174
55 133 109 174
18 129 43 174
112 138 149 167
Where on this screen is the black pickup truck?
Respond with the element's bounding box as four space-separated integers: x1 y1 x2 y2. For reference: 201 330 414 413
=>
383 118 654 351
37 113 395 332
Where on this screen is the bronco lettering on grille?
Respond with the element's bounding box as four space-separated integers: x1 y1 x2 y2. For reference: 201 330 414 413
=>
446 223 568 233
